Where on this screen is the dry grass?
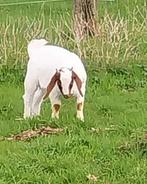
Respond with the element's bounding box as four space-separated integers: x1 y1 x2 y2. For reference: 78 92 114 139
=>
0 3 146 68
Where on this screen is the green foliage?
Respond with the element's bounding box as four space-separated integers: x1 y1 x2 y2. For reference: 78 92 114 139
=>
0 0 147 183
1 65 147 183
0 65 25 84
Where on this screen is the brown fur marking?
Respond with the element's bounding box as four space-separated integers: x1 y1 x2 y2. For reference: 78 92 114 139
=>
53 104 60 112
43 71 60 99
72 71 83 97
77 102 83 111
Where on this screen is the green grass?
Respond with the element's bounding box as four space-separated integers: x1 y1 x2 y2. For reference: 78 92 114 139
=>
0 0 147 183
1 66 147 183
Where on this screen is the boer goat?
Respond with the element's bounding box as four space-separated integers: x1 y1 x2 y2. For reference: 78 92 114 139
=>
23 39 87 121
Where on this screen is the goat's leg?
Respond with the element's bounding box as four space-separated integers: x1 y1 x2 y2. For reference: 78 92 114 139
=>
23 89 36 119
50 95 61 119
23 76 37 118
76 96 85 122
31 88 45 117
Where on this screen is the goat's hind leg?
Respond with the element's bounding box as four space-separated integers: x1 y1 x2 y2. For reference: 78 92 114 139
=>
31 88 45 117
23 80 37 119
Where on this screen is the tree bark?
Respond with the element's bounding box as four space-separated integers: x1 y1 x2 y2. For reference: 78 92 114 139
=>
74 0 99 40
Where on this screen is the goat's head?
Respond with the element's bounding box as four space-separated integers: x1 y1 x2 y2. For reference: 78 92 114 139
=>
43 67 83 99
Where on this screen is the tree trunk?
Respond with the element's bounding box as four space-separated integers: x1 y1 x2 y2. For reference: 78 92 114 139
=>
74 0 99 40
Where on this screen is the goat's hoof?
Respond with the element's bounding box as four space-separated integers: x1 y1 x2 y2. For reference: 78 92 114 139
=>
76 116 84 122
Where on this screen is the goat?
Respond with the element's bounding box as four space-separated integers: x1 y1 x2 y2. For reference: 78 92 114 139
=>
23 39 87 121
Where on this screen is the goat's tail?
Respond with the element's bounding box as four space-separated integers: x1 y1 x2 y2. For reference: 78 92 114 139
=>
27 39 48 58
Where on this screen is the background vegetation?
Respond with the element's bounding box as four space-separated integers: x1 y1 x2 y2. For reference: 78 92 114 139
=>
0 0 147 183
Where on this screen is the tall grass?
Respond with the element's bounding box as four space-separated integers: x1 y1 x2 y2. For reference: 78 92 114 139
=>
0 1 146 68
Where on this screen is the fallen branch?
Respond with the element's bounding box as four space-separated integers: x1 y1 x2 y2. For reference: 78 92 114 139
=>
0 126 64 141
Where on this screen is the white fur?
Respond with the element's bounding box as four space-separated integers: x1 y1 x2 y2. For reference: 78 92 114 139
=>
23 39 87 121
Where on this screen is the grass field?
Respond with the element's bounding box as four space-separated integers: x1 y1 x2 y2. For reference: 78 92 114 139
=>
0 0 147 183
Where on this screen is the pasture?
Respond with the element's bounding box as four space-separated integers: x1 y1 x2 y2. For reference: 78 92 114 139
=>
0 0 147 183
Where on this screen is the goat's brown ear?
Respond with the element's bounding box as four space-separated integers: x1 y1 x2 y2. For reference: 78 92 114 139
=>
72 71 83 97
43 71 60 99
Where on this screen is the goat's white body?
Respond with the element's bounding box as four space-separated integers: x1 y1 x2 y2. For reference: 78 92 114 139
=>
24 39 87 121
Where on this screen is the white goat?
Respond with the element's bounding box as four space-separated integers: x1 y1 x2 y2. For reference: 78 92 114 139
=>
23 39 87 121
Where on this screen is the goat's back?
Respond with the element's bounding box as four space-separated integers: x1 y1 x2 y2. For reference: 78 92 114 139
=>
27 39 87 88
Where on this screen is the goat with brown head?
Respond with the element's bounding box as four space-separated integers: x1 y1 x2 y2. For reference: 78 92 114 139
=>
42 67 85 121
23 39 87 121
43 68 83 100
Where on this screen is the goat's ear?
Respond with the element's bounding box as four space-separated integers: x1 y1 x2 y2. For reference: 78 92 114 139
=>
72 71 83 97
43 71 60 99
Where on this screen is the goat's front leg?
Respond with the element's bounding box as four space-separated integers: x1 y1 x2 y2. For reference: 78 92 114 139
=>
50 94 61 119
76 96 85 122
